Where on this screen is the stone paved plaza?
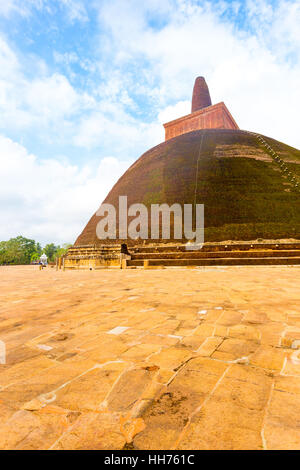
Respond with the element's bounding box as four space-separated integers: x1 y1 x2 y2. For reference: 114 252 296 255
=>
0 265 299 450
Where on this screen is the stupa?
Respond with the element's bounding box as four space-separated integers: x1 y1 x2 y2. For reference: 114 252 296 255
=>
64 77 300 269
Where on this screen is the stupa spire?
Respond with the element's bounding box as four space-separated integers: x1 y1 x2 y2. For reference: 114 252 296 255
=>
191 76 212 113
163 75 238 140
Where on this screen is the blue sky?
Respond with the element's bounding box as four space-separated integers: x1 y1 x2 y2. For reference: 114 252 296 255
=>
0 0 299 244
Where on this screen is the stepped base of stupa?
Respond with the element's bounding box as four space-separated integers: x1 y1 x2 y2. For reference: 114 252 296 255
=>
63 241 300 269
63 244 130 270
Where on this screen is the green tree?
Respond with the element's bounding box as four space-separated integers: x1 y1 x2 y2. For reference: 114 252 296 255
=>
14 236 36 263
30 252 40 262
43 243 59 262
0 237 71 265
55 243 71 259
0 236 38 265
36 243 42 255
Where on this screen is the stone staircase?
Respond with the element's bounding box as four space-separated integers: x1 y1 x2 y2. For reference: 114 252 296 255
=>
127 242 300 267
248 131 300 192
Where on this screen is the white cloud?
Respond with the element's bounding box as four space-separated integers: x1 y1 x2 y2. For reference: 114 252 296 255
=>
0 36 96 138
158 101 190 124
0 135 133 244
59 0 88 23
74 107 163 153
0 0 29 17
0 36 19 75
25 73 93 120
96 0 300 148
2 1 299 148
0 0 88 22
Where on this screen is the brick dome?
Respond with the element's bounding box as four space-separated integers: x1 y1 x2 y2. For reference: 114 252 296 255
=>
75 129 300 246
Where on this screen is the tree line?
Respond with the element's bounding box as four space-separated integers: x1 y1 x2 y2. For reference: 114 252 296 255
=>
0 236 71 265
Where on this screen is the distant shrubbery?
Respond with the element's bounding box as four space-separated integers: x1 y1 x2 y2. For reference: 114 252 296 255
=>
0 236 71 265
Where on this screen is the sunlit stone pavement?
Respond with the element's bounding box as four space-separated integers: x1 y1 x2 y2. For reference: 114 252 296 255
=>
0 265 299 450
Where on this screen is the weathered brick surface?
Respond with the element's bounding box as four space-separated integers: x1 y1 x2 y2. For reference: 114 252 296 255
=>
191 76 212 112
163 76 238 140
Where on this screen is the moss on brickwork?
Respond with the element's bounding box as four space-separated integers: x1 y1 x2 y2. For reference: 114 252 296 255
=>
75 129 300 245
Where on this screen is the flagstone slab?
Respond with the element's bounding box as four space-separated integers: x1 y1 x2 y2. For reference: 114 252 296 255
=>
216 311 244 327
0 356 56 388
266 389 300 429
0 402 16 422
121 344 162 361
263 389 300 450
193 323 215 337
281 355 300 376
54 362 127 412
0 361 95 406
228 324 261 342
180 335 207 351
134 372 219 449
150 320 181 335
217 337 259 358
106 368 156 412
185 356 228 376
274 375 300 395
263 423 300 450
178 382 266 449
250 345 286 371
0 406 80 450
226 363 273 387
5 345 43 366
51 412 126 450
141 334 179 347
79 336 129 361
197 336 223 356
133 388 195 450
147 347 192 371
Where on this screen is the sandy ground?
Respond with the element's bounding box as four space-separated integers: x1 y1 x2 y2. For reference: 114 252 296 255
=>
0 265 299 450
